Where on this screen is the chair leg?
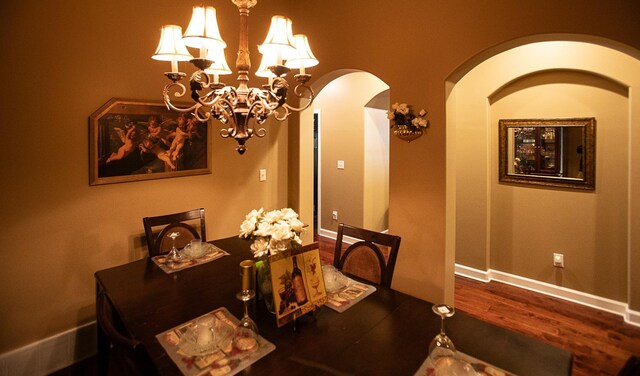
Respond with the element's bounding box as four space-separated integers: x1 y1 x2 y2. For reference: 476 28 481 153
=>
97 323 110 376
619 356 640 376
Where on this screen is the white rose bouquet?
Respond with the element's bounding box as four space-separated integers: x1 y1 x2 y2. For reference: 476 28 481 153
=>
239 208 304 258
387 102 429 131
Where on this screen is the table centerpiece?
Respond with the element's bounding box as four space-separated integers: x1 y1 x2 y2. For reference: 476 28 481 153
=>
239 208 304 312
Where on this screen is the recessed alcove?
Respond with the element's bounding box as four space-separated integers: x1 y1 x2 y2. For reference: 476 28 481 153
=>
446 38 640 319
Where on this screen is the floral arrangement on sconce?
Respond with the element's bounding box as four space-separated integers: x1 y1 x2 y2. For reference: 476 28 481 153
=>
387 102 430 142
239 208 304 258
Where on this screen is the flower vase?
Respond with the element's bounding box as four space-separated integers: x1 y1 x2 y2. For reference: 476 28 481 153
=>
394 125 423 143
255 259 275 314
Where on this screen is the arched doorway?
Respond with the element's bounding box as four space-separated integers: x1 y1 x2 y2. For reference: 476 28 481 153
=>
296 70 390 241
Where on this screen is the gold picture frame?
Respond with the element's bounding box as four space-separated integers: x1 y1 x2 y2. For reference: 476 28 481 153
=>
89 98 211 185
498 118 596 190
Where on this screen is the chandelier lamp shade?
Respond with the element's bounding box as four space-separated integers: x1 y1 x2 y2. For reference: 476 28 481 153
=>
152 0 319 154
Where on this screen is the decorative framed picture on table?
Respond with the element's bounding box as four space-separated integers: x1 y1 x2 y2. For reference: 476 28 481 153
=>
268 247 327 327
89 98 211 185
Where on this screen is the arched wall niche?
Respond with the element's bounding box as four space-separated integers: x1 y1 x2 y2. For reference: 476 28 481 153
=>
489 69 628 104
445 35 640 323
445 33 640 85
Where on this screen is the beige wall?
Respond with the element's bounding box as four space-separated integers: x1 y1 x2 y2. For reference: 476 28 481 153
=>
363 107 390 232
0 0 290 354
450 41 640 306
491 75 628 301
2 0 640 358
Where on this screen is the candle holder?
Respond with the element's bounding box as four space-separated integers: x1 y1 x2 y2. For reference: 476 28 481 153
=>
429 303 456 359
233 289 259 352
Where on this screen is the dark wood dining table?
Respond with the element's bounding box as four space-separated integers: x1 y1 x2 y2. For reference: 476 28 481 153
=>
95 236 573 375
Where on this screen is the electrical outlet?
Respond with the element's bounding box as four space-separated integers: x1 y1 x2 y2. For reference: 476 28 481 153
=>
553 253 564 268
332 210 338 220
259 169 267 182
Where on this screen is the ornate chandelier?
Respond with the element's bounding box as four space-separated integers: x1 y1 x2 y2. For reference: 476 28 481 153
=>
152 0 318 154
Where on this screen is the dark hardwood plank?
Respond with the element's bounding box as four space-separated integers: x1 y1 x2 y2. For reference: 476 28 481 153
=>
455 276 640 376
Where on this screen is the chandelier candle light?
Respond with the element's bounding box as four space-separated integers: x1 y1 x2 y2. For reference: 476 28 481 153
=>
152 1 319 154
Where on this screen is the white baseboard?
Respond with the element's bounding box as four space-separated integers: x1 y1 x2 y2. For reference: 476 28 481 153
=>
318 228 338 241
455 264 640 328
0 321 97 376
318 227 389 245
627 308 640 325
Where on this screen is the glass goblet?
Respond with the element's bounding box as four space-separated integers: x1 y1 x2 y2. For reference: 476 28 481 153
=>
233 290 259 352
428 303 456 359
166 231 181 263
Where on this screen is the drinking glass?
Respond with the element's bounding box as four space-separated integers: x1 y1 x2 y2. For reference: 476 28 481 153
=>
429 303 456 358
234 289 259 352
166 231 181 263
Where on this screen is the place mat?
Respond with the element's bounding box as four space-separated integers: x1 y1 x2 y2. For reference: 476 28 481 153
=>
324 277 376 313
152 243 229 274
414 351 515 376
156 307 275 376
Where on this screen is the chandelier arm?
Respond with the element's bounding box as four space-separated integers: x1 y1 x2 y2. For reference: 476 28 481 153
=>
216 89 241 123
193 107 212 122
244 101 268 138
257 91 281 109
189 71 216 107
246 88 276 123
282 83 315 113
215 97 237 127
272 106 291 121
219 99 237 139
163 83 200 113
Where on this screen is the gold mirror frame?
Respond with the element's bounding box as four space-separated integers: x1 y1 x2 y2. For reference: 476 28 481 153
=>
498 118 596 190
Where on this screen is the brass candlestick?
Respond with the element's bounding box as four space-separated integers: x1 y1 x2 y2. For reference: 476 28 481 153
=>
240 260 256 292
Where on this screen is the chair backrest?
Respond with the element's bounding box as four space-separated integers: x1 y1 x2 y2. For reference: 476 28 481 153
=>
333 223 401 288
96 292 155 375
143 208 206 257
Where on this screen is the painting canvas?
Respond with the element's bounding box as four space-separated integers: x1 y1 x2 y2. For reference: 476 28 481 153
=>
89 98 211 185
268 248 327 327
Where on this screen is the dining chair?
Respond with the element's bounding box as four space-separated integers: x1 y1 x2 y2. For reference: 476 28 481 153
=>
333 223 401 288
143 208 206 257
96 291 156 375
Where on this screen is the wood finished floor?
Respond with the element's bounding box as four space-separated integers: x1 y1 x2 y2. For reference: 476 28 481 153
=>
51 236 640 375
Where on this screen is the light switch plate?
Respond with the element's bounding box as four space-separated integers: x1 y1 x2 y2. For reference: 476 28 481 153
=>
337 160 345 170
259 169 267 182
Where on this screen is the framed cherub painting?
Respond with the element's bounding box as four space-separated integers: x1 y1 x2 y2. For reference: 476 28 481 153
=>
89 98 211 185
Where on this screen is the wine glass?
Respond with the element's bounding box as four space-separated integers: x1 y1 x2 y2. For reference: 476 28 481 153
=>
233 290 259 352
166 231 181 263
428 303 456 359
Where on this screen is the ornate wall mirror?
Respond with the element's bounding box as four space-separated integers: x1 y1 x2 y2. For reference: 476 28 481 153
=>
498 118 596 190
